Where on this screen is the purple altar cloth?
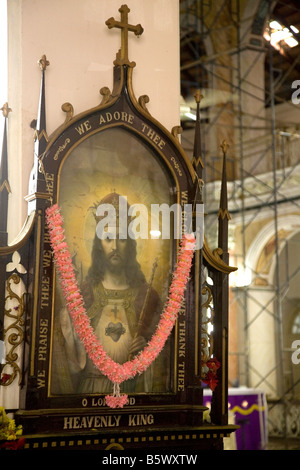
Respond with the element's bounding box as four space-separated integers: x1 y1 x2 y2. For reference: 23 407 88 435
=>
203 387 268 450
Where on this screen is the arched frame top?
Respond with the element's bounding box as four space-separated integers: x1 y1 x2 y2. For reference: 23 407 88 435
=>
41 65 195 201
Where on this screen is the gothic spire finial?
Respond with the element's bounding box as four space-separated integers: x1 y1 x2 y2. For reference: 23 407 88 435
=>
218 140 230 255
38 54 50 71
192 90 204 176
0 105 11 245
220 139 229 155
194 89 203 105
218 140 230 217
1 103 12 118
192 90 204 211
31 56 49 196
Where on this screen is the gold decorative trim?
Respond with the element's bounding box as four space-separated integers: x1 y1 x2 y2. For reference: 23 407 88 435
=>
201 284 214 372
21 424 238 450
172 125 183 140
33 128 49 143
217 208 231 221
0 180 11 194
1 102 12 117
100 87 112 106
138 94 150 113
38 54 50 71
24 192 51 202
61 102 74 124
192 155 204 170
203 239 237 274
2 274 25 386
194 89 203 104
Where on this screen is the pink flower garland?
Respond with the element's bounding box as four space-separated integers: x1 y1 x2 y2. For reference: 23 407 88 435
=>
45 204 195 408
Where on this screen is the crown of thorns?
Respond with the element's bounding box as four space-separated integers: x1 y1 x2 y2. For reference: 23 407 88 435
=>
90 192 134 223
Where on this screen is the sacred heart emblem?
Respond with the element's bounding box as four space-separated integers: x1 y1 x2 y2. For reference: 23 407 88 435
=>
105 322 126 342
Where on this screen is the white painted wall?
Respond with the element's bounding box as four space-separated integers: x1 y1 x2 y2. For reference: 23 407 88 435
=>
6 0 180 242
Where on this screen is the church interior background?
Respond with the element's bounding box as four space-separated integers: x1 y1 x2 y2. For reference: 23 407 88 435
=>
0 0 300 451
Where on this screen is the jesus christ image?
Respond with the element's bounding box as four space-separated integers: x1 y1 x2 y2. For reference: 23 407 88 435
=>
60 193 161 394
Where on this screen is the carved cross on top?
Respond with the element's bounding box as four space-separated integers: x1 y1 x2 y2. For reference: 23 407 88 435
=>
106 4 144 67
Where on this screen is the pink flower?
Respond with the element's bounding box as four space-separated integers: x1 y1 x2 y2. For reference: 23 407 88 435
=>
105 394 128 408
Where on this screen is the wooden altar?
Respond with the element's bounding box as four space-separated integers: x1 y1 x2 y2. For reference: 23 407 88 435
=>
0 4 238 451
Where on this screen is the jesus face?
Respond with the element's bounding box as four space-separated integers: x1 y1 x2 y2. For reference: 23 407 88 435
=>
100 237 128 271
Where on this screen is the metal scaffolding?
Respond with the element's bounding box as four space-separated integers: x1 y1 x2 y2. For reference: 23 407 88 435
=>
180 0 300 447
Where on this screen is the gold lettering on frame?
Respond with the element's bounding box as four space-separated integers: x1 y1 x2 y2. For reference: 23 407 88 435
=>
43 249 52 268
141 123 166 149
83 396 136 407
128 414 154 426
53 138 71 160
177 362 185 391
63 415 122 430
177 298 186 391
178 321 185 357
99 111 135 125
41 275 50 308
37 370 46 389
62 414 154 430
37 317 48 389
181 191 188 204
75 120 92 135
38 318 49 363
45 172 54 197
170 156 182 176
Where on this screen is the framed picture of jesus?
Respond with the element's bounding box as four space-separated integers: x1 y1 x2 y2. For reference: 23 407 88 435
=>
49 126 178 397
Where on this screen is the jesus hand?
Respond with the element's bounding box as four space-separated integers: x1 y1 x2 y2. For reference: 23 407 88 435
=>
128 335 147 357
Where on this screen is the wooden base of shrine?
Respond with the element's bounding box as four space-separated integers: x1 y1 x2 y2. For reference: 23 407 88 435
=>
14 403 238 451
17 424 238 451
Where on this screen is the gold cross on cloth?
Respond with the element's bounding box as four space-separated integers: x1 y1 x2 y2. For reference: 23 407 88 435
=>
111 304 119 319
106 4 144 67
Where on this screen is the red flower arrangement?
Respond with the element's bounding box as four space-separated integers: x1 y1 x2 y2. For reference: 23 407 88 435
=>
202 357 221 391
0 438 25 450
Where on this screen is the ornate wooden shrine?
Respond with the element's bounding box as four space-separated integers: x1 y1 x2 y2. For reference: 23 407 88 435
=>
0 5 237 451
